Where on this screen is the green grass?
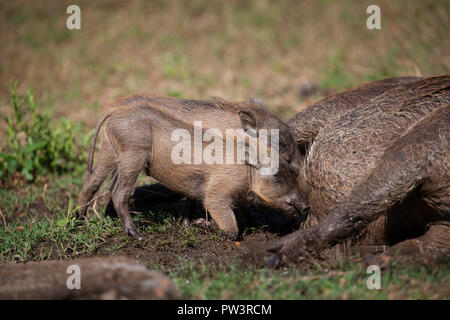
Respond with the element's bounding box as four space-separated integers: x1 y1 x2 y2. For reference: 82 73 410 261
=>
166 89 184 98
0 173 84 220
167 259 450 299
0 205 203 263
0 173 448 299
319 49 355 91
0 176 220 263
0 207 123 263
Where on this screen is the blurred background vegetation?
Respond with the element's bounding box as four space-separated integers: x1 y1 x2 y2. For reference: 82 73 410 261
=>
1 0 448 127
0 0 449 183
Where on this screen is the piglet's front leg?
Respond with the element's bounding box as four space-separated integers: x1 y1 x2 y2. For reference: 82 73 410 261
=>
203 191 239 241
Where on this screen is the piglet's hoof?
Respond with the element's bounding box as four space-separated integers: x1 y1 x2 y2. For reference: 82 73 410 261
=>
181 217 191 228
225 231 238 241
74 210 87 221
125 226 144 241
191 218 238 240
192 218 218 231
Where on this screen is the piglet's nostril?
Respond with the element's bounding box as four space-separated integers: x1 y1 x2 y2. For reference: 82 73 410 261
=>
288 199 309 214
285 194 297 204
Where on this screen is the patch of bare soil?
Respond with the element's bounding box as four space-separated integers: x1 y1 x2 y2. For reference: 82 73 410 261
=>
91 183 304 270
102 231 278 270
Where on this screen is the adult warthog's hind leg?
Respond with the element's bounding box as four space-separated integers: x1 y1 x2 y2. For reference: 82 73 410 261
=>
384 222 450 257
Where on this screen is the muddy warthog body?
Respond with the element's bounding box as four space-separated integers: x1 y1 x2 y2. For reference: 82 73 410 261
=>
266 75 450 263
287 76 421 149
302 76 449 238
77 95 307 240
268 102 450 263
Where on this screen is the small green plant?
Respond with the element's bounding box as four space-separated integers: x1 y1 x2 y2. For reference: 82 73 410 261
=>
0 83 91 181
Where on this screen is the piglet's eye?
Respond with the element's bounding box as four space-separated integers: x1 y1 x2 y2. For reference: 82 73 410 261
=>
281 153 291 164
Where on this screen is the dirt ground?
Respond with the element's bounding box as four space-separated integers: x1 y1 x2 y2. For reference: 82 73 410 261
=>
63 183 419 271
88 183 303 269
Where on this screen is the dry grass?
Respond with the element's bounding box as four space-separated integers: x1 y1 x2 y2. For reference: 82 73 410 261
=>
1 0 449 126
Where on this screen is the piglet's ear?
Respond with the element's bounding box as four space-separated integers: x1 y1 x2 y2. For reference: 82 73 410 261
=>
239 110 259 131
249 97 270 111
249 97 264 105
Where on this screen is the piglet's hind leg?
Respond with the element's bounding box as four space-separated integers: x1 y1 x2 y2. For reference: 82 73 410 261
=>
111 152 146 240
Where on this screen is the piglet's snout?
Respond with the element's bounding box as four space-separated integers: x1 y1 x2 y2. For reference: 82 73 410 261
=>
285 193 309 214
